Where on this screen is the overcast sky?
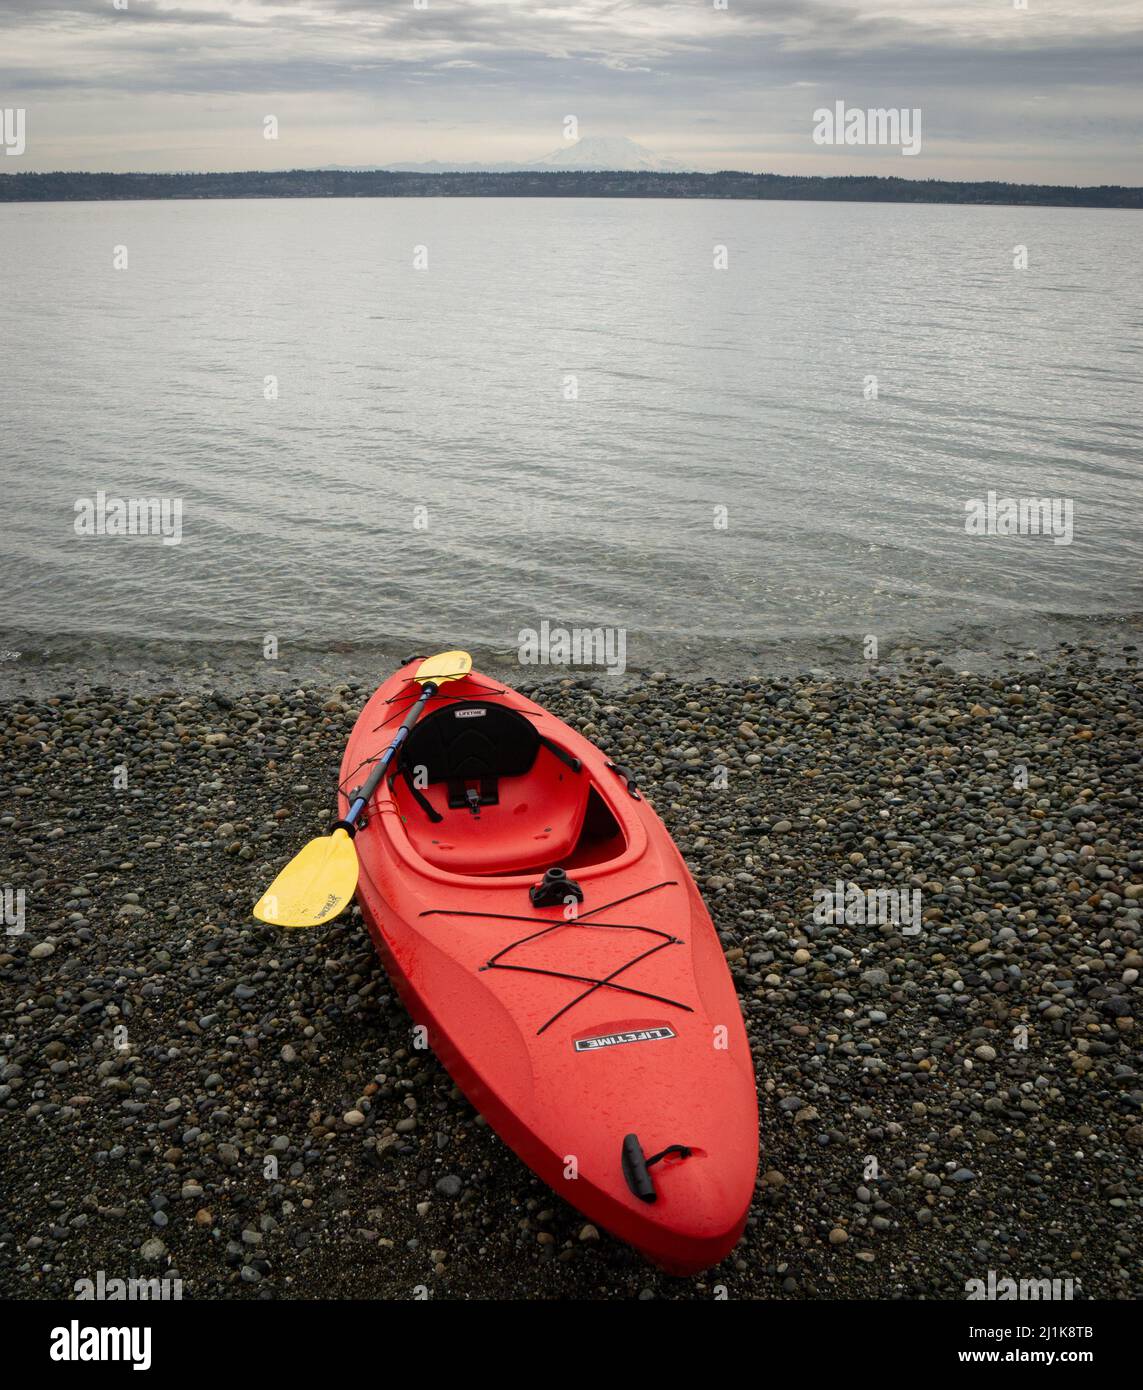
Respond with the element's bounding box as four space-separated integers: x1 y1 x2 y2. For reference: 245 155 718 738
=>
2 0 1141 182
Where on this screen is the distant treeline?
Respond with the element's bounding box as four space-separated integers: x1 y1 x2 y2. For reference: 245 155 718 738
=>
0 169 1139 208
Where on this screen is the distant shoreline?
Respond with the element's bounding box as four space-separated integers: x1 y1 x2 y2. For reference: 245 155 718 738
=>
2 169 1140 209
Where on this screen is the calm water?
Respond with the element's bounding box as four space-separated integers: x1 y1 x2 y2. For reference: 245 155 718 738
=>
1 197 1141 684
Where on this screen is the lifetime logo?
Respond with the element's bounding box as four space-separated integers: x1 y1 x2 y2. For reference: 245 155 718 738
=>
574 1026 676 1053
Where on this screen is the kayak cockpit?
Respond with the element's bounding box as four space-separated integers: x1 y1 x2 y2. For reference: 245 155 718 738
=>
387 699 627 876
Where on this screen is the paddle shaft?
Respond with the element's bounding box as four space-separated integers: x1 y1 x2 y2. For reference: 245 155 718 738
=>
344 680 438 828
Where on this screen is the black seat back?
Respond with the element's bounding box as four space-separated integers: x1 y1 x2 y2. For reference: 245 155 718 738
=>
401 702 541 807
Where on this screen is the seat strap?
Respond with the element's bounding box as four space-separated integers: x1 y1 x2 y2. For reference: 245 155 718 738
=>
446 776 499 809
401 766 443 823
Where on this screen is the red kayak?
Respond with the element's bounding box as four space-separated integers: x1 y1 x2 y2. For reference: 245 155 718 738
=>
338 659 759 1274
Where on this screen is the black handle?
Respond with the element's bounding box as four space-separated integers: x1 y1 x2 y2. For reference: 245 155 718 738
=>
606 761 641 798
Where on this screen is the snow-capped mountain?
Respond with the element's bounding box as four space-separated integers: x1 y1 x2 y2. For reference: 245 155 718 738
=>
527 136 686 172
328 135 689 175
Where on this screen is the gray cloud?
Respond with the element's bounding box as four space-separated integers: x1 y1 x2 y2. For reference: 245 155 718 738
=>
1 0 1140 180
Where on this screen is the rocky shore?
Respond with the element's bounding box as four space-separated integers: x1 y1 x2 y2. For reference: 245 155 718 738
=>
2 650 1140 1301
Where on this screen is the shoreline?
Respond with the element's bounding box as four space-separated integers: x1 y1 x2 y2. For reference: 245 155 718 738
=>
1 619 1140 701
2 659 1140 1299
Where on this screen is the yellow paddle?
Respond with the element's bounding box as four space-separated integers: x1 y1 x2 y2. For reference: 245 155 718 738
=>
252 650 472 928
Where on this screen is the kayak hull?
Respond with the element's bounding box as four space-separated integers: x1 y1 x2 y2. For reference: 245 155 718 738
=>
340 662 759 1275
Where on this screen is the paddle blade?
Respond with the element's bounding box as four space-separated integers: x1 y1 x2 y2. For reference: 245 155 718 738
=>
416 650 472 685
252 828 359 928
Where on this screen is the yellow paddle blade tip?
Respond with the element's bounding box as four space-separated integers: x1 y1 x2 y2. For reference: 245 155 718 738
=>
415 649 472 685
252 828 359 928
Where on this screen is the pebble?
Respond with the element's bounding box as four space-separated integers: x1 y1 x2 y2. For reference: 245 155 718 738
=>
0 654 1138 1301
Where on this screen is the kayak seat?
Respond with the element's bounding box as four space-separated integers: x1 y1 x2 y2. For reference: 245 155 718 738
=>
394 702 592 875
